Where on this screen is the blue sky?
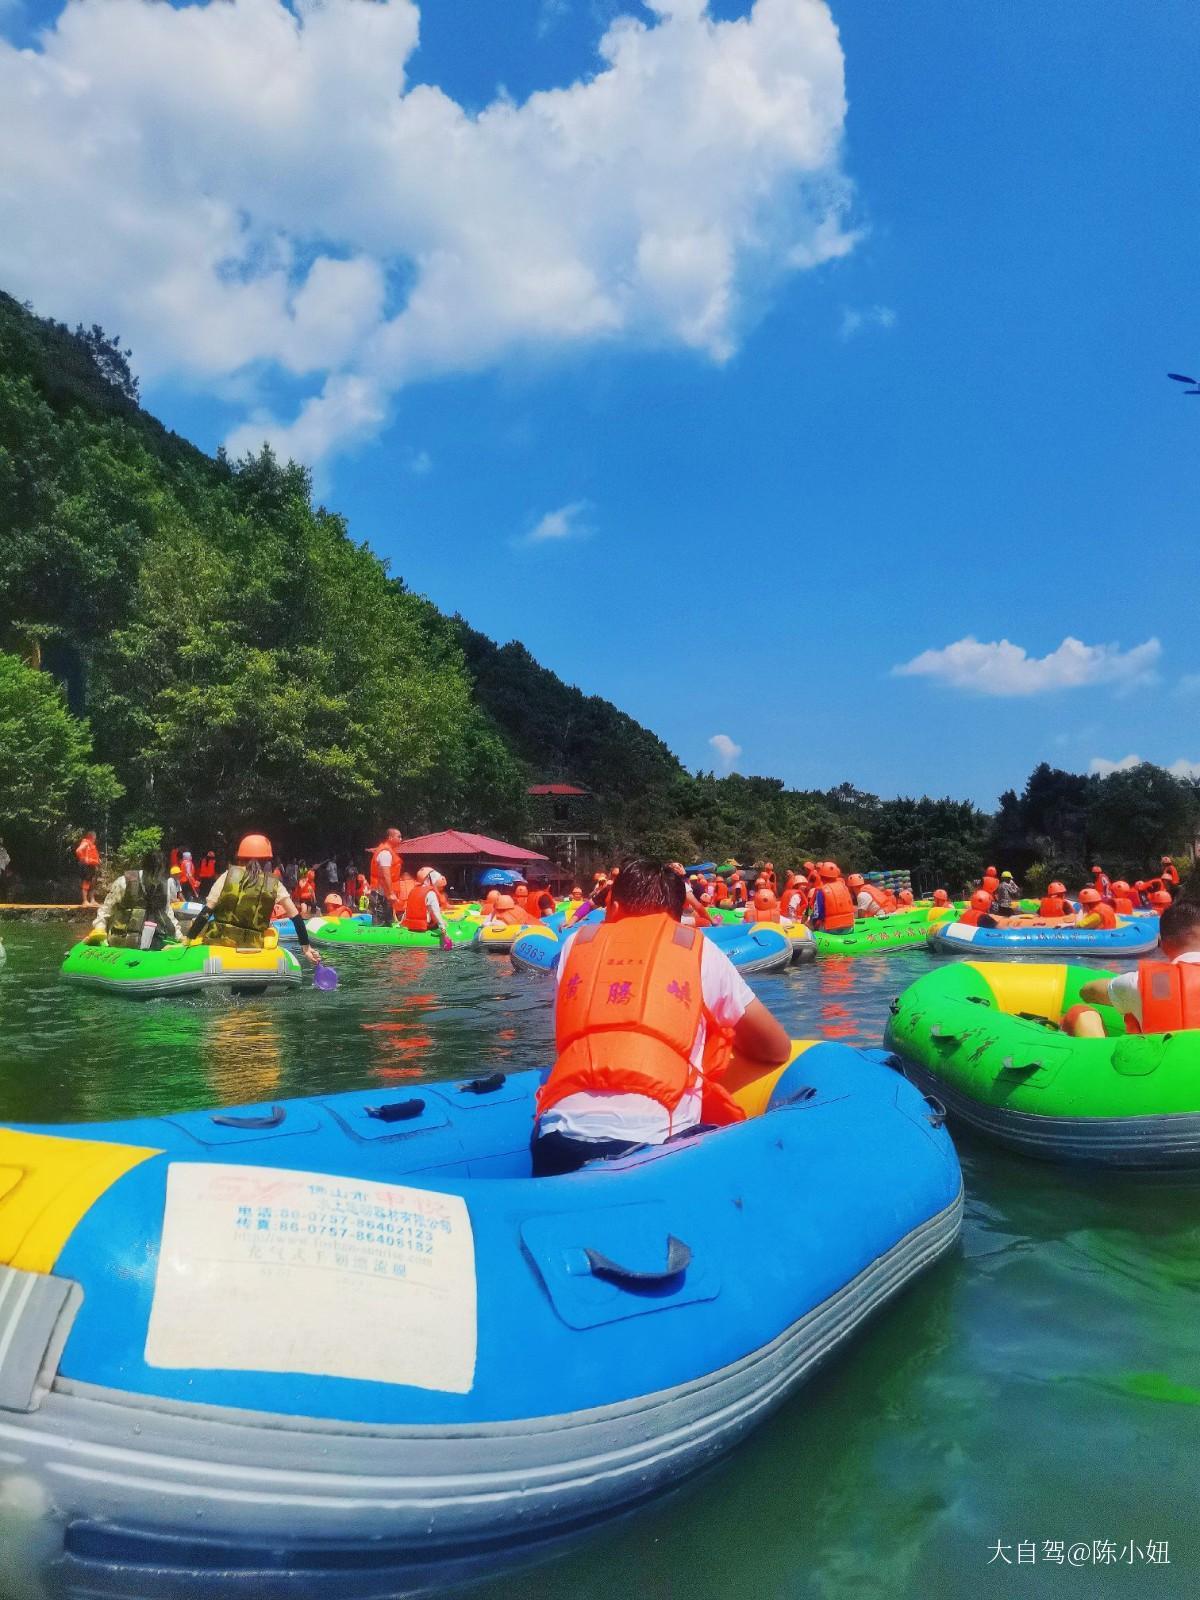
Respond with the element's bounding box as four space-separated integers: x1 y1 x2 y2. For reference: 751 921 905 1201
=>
3 0 1197 806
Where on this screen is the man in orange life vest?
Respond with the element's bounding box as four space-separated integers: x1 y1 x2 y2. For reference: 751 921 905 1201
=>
403 867 453 948
531 859 791 1176
807 862 855 934
367 828 404 925
1063 899 1200 1038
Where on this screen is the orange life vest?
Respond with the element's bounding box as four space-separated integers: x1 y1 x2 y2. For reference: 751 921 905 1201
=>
1112 893 1134 915
860 882 898 914
1038 895 1068 917
712 880 729 905
369 843 403 901
404 883 432 931
730 878 747 906
744 895 780 923
1162 862 1181 886
1127 961 1200 1035
537 913 743 1128
780 887 806 918
76 838 100 868
815 879 855 932
981 873 999 895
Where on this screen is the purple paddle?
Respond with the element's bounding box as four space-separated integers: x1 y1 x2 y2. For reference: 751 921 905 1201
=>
313 960 339 991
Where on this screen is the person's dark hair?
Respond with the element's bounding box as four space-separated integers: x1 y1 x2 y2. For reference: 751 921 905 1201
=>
609 858 686 919
1159 899 1200 948
140 849 166 881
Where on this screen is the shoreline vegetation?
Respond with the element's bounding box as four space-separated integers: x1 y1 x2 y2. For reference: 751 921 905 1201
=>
2 291 1196 897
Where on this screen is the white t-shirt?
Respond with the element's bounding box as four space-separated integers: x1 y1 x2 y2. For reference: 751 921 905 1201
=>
1106 951 1200 1025
856 890 888 917
540 934 756 1145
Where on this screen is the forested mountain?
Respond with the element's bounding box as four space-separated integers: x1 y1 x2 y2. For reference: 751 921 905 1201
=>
1 290 1196 889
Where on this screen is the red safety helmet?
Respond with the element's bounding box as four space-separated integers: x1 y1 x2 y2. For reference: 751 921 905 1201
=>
753 888 775 910
847 873 865 889
932 889 950 905
970 890 992 911
1149 889 1172 908
236 833 273 860
1047 881 1066 896
985 865 997 876
1091 864 1104 875
1110 879 1131 894
897 888 914 904
819 861 841 881
323 893 344 909
1079 886 1101 905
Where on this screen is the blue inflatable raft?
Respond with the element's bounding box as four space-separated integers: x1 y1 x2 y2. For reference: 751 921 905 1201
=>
929 915 1160 958
512 917 795 977
0 1046 961 1596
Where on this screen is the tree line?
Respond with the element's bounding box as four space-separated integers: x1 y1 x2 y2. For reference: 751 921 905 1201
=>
1 291 1196 893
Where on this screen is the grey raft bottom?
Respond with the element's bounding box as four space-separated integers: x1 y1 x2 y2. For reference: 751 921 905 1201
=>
0 1190 962 1599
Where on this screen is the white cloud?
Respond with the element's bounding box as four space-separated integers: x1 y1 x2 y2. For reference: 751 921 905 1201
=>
1088 754 1145 776
0 0 854 465
522 499 591 544
893 636 1161 697
709 732 742 771
1089 754 1200 779
839 303 895 339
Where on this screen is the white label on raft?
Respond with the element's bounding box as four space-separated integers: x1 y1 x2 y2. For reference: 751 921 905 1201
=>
145 1163 477 1393
947 922 977 940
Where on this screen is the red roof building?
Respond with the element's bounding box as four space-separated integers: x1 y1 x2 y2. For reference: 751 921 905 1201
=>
399 830 549 866
527 784 587 797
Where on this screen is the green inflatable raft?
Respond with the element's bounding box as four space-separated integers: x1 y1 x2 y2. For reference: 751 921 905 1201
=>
61 941 302 999
884 960 1200 1168
812 906 952 956
307 916 480 950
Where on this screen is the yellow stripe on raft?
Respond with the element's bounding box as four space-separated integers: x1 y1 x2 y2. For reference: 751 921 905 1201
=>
0 1130 159 1275
967 960 1069 1024
727 1039 818 1120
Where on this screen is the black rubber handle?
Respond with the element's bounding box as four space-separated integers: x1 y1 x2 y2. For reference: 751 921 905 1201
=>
366 1098 426 1123
888 997 901 1016
775 1083 817 1106
924 1095 948 1128
460 1072 506 1095
211 1105 286 1130
585 1234 691 1285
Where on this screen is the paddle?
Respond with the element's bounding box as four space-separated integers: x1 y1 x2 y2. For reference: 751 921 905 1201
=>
312 958 339 991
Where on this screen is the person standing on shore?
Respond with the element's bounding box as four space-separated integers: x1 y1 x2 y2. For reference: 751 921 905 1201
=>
75 831 100 908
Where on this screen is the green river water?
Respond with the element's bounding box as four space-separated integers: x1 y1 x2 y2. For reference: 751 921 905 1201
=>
0 921 1196 1599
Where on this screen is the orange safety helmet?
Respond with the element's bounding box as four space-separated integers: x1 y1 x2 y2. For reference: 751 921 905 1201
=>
237 833 273 860
819 861 841 881
846 873 865 889
803 860 815 872
1079 886 1101 905
986 865 997 876
323 892 344 909
1149 889 1172 907
970 889 992 911
897 888 914 905
1047 881 1066 896
932 888 950 905
1110 879 1130 893
753 888 776 911
1133 880 1146 892
495 894 516 910
1091 864 1104 874
482 889 500 907
513 882 529 899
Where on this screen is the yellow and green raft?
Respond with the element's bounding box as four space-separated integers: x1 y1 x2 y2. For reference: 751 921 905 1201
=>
885 960 1200 1168
61 941 302 998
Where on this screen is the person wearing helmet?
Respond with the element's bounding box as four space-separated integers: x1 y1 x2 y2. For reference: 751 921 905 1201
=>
1161 855 1181 888
322 892 354 920
808 862 855 933
1090 864 1113 902
743 886 781 924
526 880 557 918
932 888 951 908
1075 886 1117 930
896 888 915 907
992 870 1023 917
1038 880 1070 918
1147 887 1173 910
981 865 1000 896
186 834 319 963
1109 880 1135 915
958 889 998 929
780 878 808 919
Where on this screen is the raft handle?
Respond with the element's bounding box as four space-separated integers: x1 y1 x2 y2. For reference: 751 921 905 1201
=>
210 1105 286 1130
997 1056 1043 1078
460 1072 506 1095
929 1025 963 1043
585 1234 692 1286
888 998 901 1016
923 1095 948 1128
775 1084 818 1106
366 1098 427 1123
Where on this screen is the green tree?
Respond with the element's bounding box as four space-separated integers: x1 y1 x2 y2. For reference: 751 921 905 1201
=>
1086 763 1199 870
0 651 121 861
